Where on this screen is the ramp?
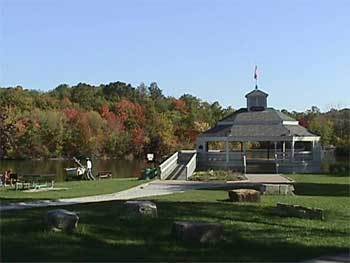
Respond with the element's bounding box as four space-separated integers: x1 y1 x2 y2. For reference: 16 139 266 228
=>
159 151 197 180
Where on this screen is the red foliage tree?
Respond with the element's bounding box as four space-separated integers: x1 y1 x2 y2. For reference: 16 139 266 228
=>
298 117 309 128
100 104 124 131
63 108 79 121
172 99 187 113
115 99 146 130
132 127 146 155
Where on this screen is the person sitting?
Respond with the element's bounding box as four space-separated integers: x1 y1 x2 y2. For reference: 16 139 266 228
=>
2 169 12 186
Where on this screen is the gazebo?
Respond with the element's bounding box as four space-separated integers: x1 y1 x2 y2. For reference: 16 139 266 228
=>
196 87 322 173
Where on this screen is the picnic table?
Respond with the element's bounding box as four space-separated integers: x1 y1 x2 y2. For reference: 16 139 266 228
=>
15 174 56 190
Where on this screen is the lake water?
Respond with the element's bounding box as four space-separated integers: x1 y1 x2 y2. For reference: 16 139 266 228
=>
0 159 147 181
0 153 346 182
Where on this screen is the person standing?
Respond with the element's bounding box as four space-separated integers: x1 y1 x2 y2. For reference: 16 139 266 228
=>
86 158 94 180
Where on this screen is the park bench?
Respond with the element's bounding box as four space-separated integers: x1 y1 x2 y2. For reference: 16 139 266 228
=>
97 171 112 179
15 174 55 190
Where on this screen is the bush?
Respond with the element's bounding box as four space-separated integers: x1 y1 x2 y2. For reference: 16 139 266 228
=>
329 163 350 176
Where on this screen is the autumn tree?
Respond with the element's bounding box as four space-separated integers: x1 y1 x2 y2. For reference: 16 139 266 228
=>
0 109 16 159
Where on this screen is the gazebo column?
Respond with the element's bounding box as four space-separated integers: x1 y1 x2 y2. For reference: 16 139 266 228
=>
282 141 286 160
225 139 229 163
291 138 295 160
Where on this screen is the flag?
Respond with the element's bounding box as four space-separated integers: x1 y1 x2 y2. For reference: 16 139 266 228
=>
254 65 258 80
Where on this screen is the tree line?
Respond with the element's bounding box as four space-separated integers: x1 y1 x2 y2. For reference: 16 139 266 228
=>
281 106 349 156
0 82 233 160
0 82 348 160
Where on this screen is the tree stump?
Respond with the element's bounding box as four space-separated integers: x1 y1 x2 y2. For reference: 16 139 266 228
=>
124 201 158 218
46 209 79 232
228 189 261 202
172 221 224 243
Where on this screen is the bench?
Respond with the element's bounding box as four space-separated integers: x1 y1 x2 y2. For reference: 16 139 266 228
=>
97 171 112 179
15 182 32 190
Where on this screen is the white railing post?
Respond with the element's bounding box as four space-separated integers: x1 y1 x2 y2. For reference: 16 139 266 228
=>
243 155 246 174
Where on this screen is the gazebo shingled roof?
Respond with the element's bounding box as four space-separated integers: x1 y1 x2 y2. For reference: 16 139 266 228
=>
199 107 316 139
219 108 295 123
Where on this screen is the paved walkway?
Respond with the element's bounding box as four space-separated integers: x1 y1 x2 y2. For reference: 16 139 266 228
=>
244 173 294 184
304 252 350 263
0 174 292 212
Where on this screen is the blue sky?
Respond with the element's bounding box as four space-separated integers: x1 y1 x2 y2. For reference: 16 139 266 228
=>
1 0 349 111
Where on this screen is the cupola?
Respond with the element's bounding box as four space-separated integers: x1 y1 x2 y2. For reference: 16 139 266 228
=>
245 88 268 111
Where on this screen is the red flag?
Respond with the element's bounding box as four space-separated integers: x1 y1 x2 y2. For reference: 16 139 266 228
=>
254 65 258 80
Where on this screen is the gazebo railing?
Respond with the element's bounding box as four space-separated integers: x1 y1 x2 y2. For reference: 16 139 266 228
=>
203 151 243 162
275 150 313 161
200 149 314 162
245 150 273 160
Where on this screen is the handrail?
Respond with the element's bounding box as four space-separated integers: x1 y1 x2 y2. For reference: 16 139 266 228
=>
185 153 197 180
159 152 178 180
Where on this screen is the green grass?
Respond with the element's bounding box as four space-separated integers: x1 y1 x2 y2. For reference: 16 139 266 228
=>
0 178 144 203
1 174 350 262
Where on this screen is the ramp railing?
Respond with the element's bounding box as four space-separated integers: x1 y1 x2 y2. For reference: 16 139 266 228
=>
185 153 197 180
159 152 178 180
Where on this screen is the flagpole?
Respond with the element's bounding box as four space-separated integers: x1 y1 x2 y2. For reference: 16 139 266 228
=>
254 65 258 90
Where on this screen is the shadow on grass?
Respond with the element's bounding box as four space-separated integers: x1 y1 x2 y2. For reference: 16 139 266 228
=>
294 183 350 197
1 200 349 262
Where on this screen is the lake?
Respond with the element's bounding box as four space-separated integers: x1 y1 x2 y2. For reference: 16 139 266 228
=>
0 153 346 182
0 159 147 182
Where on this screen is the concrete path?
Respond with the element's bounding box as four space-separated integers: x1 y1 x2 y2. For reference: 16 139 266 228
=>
304 252 350 263
0 174 292 212
244 173 294 184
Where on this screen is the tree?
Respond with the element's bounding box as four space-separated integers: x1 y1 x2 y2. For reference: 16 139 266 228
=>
115 99 145 130
137 82 148 97
51 84 71 99
148 82 164 100
0 109 16 159
309 116 334 146
70 83 99 110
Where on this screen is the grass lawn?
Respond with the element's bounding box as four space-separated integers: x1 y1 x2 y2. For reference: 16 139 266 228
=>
1 174 350 262
0 178 145 203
